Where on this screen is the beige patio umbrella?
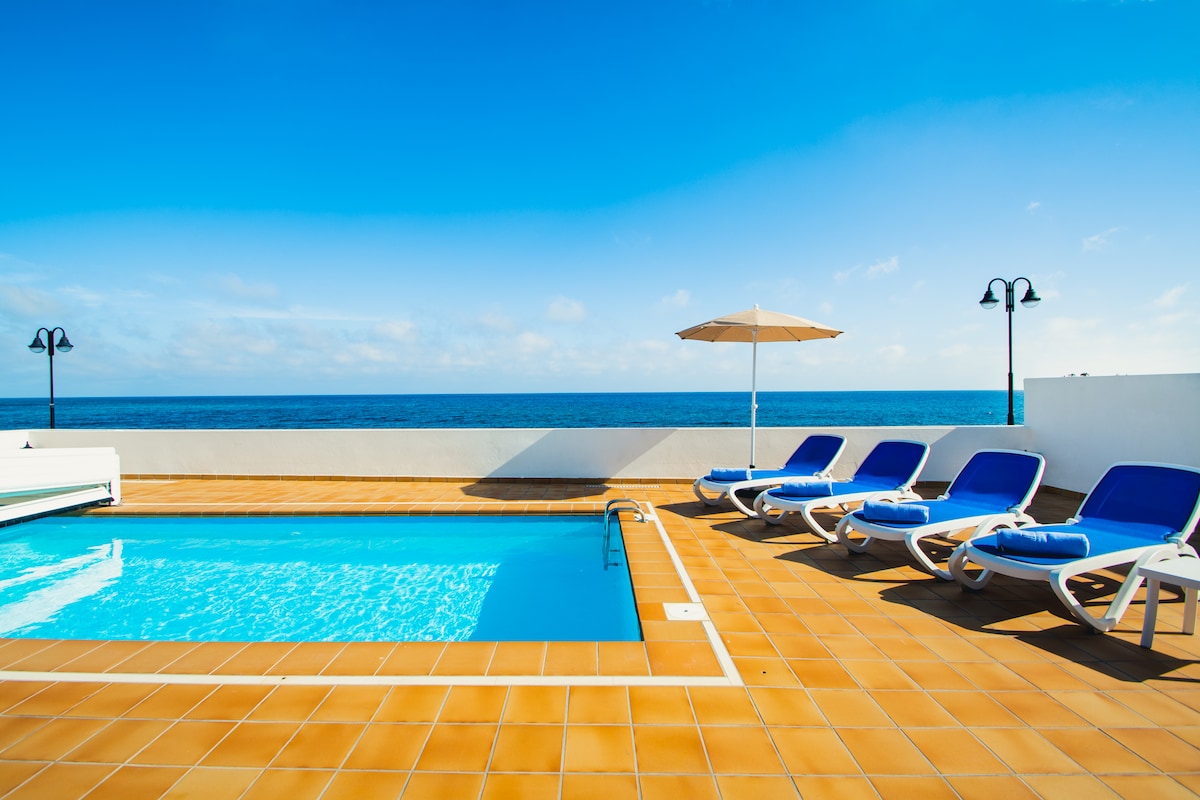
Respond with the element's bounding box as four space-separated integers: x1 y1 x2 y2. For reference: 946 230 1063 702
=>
676 305 842 467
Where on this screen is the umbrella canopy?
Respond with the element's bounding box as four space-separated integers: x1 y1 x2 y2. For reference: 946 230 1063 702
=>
675 305 842 343
676 305 842 467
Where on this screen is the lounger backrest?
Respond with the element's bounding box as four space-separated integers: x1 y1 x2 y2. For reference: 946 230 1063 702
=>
946 450 1045 511
854 440 930 487
1077 463 1200 541
782 434 846 474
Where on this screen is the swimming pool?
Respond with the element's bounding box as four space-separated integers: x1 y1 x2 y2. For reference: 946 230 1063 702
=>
0 515 642 643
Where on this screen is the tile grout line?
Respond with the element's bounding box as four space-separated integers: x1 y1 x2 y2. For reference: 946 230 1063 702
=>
148 682 232 791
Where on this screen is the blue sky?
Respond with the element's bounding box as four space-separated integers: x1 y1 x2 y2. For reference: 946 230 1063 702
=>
2 0 1198 397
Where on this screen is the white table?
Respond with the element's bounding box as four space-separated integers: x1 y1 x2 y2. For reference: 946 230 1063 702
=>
1139 557 1200 648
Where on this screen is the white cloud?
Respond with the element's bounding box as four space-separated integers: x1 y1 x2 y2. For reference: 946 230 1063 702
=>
340 341 398 364
517 331 555 354
661 289 691 308
1153 312 1188 327
145 272 182 287
546 297 586 323
204 304 374 322
0 285 61 317
1082 227 1121 252
877 344 906 359
172 319 278 365
866 256 899 279
60 285 109 307
215 273 280 301
836 255 898 283
371 320 417 342
1153 285 1186 308
479 312 516 332
1046 317 1102 337
1027 201 1041 213
636 339 672 354
436 350 489 369
0 254 45 284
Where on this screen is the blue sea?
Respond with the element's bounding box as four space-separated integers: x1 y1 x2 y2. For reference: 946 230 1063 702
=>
0 391 1021 429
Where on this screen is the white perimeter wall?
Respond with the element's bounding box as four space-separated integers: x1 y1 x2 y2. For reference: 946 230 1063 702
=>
1025 373 1200 493
9 373 1197 492
19 425 1027 484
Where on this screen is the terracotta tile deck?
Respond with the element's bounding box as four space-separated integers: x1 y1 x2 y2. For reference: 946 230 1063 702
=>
1 478 1198 799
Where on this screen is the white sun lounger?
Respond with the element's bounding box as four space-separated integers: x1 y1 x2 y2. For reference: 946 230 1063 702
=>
834 449 1045 579
949 462 1200 632
693 434 846 517
752 439 930 541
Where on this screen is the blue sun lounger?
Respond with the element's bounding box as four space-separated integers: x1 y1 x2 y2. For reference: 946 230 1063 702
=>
834 449 1046 579
692 434 846 517
949 462 1200 632
752 439 930 542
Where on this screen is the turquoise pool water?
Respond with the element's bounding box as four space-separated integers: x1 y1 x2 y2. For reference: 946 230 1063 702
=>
0 516 642 643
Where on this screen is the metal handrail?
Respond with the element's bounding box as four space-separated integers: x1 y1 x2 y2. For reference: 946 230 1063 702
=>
602 499 644 570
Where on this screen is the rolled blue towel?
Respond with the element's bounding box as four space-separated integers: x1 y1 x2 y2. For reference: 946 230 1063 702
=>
709 467 751 482
860 500 929 524
995 529 1090 558
777 479 835 498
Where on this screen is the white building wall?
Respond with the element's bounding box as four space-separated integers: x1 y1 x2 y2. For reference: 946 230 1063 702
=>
1024 373 1200 493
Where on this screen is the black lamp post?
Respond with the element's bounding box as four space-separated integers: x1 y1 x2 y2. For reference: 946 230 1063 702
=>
979 278 1040 426
28 327 73 429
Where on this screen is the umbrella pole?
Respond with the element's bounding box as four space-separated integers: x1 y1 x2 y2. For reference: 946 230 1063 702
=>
749 329 758 467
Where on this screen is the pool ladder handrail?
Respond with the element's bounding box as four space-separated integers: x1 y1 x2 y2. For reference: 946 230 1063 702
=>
602 498 644 570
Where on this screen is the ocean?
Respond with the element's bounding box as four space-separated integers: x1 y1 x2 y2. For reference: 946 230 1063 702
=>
0 391 1022 430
